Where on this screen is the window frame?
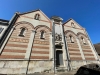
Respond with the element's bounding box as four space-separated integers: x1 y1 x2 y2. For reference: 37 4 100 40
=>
81 37 86 45
34 14 40 20
71 22 75 28
19 28 26 37
69 35 74 43
40 30 45 39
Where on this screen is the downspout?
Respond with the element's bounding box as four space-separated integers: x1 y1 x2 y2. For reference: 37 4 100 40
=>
62 26 70 71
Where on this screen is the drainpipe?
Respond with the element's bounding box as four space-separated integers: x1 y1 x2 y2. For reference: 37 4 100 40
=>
62 26 71 71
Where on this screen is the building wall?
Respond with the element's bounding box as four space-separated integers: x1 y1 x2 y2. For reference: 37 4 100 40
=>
0 10 53 74
0 10 99 74
63 19 98 70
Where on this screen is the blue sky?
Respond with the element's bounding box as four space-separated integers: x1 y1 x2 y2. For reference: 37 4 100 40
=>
0 0 100 44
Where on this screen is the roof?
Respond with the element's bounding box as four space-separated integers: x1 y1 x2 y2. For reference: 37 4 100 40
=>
19 9 40 15
0 19 9 26
62 18 84 29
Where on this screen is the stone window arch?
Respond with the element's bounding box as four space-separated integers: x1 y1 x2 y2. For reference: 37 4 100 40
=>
40 30 45 39
34 14 40 20
19 28 26 37
81 36 86 45
69 35 74 43
71 22 75 28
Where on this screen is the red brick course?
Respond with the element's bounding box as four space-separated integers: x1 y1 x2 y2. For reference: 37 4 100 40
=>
0 55 24 59
3 49 26 53
70 57 82 60
30 56 49 59
32 51 49 54
69 53 81 55
32 46 49 49
6 44 27 47
85 58 96 60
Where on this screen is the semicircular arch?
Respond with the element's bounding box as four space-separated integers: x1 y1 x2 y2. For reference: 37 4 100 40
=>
14 21 34 30
34 25 51 32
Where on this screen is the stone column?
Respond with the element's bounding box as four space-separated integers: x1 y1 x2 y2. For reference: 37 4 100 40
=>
76 37 86 65
0 26 15 54
25 30 36 59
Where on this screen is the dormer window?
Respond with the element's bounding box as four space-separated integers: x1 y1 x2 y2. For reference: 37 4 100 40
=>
69 35 74 43
19 28 26 37
71 22 75 28
0 27 4 33
34 14 40 20
81 37 86 45
40 31 45 39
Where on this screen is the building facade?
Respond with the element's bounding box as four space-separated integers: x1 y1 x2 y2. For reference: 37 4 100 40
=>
0 9 99 74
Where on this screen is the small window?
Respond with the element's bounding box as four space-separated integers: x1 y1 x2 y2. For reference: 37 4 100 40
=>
19 28 26 37
69 35 74 43
40 31 45 39
71 22 75 28
34 14 40 20
81 37 86 45
0 28 4 33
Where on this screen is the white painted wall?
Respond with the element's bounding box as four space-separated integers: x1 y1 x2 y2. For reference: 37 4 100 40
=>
0 25 8 39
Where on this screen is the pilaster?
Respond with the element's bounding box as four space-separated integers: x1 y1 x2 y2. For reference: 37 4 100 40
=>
25 30 36 59
76 37 86 65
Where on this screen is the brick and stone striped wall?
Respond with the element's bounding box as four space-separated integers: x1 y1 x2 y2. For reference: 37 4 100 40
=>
30 26 50 60
0 21 51 60
65 31 82 60
77 33 96 60
0 22 33 59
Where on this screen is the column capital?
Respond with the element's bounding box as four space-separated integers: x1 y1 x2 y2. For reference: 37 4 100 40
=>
32 30 36 33
60 21 63 25
12 26 16 30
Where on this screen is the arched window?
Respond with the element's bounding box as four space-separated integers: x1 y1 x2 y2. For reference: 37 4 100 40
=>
71 22 75 28
81 37 86 45
40 31 45 39
19 28 26 37
69 35 74 43
34 14 40 20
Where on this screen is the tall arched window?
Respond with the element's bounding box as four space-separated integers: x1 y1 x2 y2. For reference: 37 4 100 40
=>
69 35 74 43
19 28 26 37
40 31 45 39
34 14 40 20
81 37 86 45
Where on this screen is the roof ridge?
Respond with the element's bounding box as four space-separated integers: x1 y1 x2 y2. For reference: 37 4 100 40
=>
19 9 40 15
